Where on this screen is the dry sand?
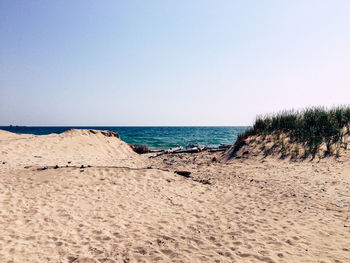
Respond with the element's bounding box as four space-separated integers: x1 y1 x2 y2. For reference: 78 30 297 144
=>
1 129 350 262
0 129 144 168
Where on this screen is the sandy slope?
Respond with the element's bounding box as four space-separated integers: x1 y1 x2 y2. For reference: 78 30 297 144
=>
1 130 350 262
0 129 144 168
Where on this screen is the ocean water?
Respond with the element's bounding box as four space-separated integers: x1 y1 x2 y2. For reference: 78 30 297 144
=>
0 126 248 150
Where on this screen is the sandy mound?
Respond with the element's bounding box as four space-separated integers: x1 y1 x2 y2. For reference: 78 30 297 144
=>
0 129 33 140
223 132 350 161
0 129 144 168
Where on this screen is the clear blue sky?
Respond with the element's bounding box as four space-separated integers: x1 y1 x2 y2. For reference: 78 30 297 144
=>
1 0 350 126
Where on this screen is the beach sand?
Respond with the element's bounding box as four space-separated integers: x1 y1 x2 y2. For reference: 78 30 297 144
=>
1 129 350 262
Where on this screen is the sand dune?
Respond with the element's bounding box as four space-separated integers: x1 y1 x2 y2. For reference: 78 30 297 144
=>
1 130 350 262
0 129 145 168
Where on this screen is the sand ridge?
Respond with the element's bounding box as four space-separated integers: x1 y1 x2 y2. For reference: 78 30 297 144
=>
0 129 145 168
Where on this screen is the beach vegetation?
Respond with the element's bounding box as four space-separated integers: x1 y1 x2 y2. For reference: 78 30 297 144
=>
291 144 300 159
234 105 350 158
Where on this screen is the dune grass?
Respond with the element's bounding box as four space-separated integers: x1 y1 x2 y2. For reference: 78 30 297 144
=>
234 106 350 157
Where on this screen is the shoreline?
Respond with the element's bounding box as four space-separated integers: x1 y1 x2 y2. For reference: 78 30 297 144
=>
0 126 247 151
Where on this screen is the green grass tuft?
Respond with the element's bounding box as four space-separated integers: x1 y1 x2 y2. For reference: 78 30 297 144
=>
234 105 350 158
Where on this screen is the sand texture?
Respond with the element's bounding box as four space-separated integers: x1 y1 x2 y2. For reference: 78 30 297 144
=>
1 129 350 262
0 129 145 168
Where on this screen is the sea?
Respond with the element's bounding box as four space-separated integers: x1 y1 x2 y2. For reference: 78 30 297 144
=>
0 126 248 150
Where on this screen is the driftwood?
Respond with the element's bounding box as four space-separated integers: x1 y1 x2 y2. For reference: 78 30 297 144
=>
208 148 226 152
172 148 200 154
149 144 231 158
175 171 191 177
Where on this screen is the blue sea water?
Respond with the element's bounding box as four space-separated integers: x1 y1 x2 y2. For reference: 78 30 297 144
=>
0 126 248 150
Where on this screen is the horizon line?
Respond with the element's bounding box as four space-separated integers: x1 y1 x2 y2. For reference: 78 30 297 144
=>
0 125 250 127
